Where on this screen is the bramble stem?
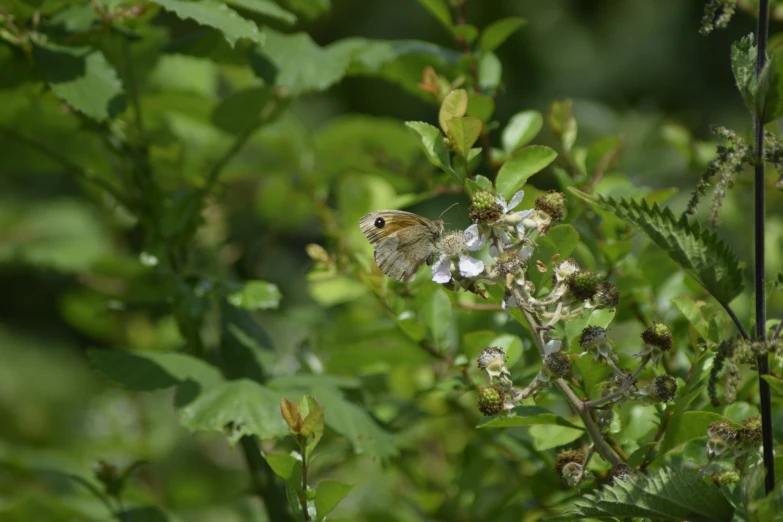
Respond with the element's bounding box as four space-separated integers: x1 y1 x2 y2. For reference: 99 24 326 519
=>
754 0 775 495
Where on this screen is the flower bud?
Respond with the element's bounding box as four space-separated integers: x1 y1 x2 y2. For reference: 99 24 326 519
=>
535 190 566 221
567 269 599 301
94 460 122 497
477 385 506 416
642 323 673 351
579 326 606 349
710 470 740 487
610 463 637 482
591 281 620 309
477 346 508 379
740 416 762 447
305 243 330 263
651 375 678 402
469 190 503 223
706 420 741 458
544 351 572 379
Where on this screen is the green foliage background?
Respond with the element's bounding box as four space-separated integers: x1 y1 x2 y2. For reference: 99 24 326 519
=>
2 1 783 521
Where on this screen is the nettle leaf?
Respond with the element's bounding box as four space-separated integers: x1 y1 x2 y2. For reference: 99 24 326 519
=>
756 48 783 123
179 379 290 443
496 145 557 200
501 110 543 154
731 33 757 110
571 190 744 305
658 411 739 456
446 116 482 157
224 0 297 25
477 405 583 430
438 88 468 133
227 280 282 310
479 16 527 54
404 121 456 179
33 43 125 122
150 0 265 47
546 467 734 522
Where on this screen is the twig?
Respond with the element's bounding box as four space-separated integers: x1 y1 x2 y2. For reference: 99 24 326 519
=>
582 357 649 410
722 302 750 340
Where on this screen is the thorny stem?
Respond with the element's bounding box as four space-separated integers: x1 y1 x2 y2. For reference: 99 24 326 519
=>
754 0 775 495
520 308 623 466
582 357 650 410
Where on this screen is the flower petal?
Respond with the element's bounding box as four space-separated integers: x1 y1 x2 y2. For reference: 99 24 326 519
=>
494 194 509 213
431 256 452 283
544 339 562 355
508 191 525 211
464 224 487 251
458 255 485 277
518 245 534 262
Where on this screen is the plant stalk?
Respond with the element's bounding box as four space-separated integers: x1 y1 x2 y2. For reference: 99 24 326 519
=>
754 0 775 495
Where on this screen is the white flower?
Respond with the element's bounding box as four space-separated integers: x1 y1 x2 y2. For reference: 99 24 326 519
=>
544 339 562 355
496 191 525 213
464 224 489 251
431 254 485 283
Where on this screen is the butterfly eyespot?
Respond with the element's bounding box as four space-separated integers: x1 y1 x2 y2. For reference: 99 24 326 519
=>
374 217 386 228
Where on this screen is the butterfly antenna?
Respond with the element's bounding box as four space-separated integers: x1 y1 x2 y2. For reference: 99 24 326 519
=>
439 202 459 223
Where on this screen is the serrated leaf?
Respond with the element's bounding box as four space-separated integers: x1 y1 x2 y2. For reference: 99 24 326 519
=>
757 49 783 123
438 89 468 133
570 190 744 305
227 280 282 310
150 0 265 47
731 33 757 109
224 0 297 24
179 379 289 443
496 145 557 200
33 43 125 122
502 110 543 154
671 296 710 341
479 17 526 53
404 121 456 179
477 405 583 430
545 466 734 522
446 116 482 157
658 411 739 456
315 480 354 521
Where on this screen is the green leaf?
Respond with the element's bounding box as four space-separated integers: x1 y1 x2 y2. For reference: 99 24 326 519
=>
658 411 739 456
478 52 502 92
545 224 579 258
227 280 282 310
315 480 354 521
224 0 297 24
33 43 125 122
417 0 453 33
671 296 710 341
219 302 274 382
257 30 355 96
308 273 368 307
756 49 783 123
501 110 543 154
212 86 280 134
584 136 623 177
179 379 290 443
762 374 783 395
404 121 455 179
466 93 495 123
89 349 223 391
438 88 468 133
479 17 526 53
529 424 584 451
477 405 583 430
731 34 757 109
546 467 734 522
496 145 558 200
264 453 299 481
570 190 744 305
446 116 482 157
285 0 330 20
150 0 265 47
311 387 398 458
548 100 577 152
419 285 452 345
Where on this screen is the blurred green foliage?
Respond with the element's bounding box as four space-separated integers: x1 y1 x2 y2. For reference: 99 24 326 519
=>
1 1 783 521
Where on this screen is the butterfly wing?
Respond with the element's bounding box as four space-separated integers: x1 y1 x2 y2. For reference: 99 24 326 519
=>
360 211 441 282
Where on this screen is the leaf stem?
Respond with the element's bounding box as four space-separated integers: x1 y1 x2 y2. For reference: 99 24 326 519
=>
754 0 775 495
299 437 311 521
721 302 750 340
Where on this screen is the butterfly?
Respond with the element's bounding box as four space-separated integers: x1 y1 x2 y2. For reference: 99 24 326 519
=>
359 210 444 282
